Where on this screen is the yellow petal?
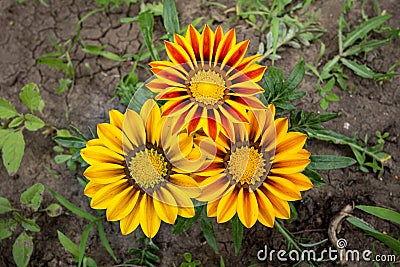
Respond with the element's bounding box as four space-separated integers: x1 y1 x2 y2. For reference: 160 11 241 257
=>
153 187 178 224
276 132 307 154
106 188 140 221
207 200 219 217
264 190 290 219
255 189 275 227
140 99 163 145
120 196 142 235
81 146 124 166
123 109 146 148
139 194 161 238
86 138 104 147
216 186 238 223
237 188 258 228
83 163 126 184
84 181 104 198
90 180 129 209
271 157 311 174
109 109 124 130
264 176 302 201
97 123 124 155
178 206 195 218
165 184 194 210
168 174 200 198
279 172 313 191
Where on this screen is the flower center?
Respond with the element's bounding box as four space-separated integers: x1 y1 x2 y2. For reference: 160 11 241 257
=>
227 146 266 189
128 148 168 189
188 69 226 105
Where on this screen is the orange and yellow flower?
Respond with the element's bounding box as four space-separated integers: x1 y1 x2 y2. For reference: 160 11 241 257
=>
80 100 201 238
196 105 313 228
146 25 268 140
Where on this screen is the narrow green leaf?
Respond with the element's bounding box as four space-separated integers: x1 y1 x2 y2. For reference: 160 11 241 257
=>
284 61 305 91
270 17 280 65
309 155 356 170
341 58 379 79
19 83 45 113
2 130 25 176
347 217 400 254
53 136 86 149
45 203 63 217
200 217 219 253
12 212 40 232
0 197 13 214
82 44 125 62
356 205 400 225
56 78 72 94
163 0 180 41
0 98 18 119
48 189 97 221
139 12 159 61
231 214 243 256
78 220 98 267
97 222 118 262
12 232 33 267
322 77 335 92
8 116 24 128
24 114 45 131
342 14 391 50
57 230 79 260
20 183 44 211
303 168 325 188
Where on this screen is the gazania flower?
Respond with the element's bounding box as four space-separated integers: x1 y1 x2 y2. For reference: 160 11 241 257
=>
81 100 202 238
146 24 268 140
196 105 313 228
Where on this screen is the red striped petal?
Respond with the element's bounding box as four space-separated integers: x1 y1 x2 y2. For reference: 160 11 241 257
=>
200 24 214 64
214 28 236 65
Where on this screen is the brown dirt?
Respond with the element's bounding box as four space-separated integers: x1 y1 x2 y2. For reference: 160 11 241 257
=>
0 0 399 266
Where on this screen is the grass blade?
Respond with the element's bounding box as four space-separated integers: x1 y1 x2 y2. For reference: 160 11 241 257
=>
48 188 97 221
356 206 400 225
78 220 98 267
97 221 118 262
200 216 219 253
57 230 79 260
231 214 243 256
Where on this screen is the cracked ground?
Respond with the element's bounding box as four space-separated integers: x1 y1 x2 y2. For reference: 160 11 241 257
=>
0 0 399 266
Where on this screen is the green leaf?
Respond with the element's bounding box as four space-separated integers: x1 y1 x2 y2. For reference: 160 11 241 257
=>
56 78 72 94
82 44 125 62
163 0 180 41
183 252 191 262
78 220 98 267
0 219 17 240
0 197 13 214
309 155 356 170
20 183 45 211
12 232 34 267
57 230 79 260
284 61 305 91
325 93 340 102
9 116 24 128
0 129 13 149
270 16 280 65
48 189 97 221
45 203 63 217
340 58 380 79
231 214 243 256
303 168 326 188
13 212 41 232
200 216 219 253
356 205 400 225
0 98 18 119
139 11 159 61
97 222 118 263
127 85 157 113
2 130 25 176
54 154 72 164
24 114 45 131
53 136 86 149
322 77 335 92
347 217 400 254
173 205 203 234
319 98 328 110
19 83 45 113
342 14 391 50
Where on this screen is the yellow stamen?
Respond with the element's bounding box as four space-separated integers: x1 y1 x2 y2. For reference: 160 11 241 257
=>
227 146 266 186
189 70 226 105
129 148 168 189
